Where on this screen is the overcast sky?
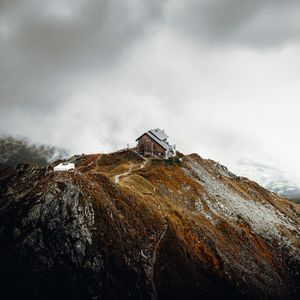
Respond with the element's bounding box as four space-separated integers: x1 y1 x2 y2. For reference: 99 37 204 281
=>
0 0 300 181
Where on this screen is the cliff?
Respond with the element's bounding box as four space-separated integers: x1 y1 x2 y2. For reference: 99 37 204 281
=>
0 150 299 299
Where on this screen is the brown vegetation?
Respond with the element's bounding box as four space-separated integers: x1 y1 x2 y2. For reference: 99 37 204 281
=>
0 150 299 299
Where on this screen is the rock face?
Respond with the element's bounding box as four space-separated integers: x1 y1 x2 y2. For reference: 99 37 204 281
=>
0 150 299 299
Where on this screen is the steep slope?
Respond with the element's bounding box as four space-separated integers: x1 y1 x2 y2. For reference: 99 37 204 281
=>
0 150 299 300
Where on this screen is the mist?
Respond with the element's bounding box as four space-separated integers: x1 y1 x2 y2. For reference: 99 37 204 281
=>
1 0 300 182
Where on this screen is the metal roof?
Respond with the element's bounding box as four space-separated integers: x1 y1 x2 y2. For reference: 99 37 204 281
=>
149 128 168 141
146 131 172 151
136 128 173 151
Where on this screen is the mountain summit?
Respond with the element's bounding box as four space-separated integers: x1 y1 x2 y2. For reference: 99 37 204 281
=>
0 150 299 299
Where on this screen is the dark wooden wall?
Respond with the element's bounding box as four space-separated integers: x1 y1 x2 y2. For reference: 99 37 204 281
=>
137 134 166 157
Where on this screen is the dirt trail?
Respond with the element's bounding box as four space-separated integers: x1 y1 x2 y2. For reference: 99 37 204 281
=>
139 158 148 170
114 158 148 184
150 223 168 300
79 154 102 173
114 162 133 184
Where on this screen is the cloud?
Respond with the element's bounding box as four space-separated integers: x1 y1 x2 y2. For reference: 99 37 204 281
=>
1 0 300 183
0 0 166 110
168 0 300 47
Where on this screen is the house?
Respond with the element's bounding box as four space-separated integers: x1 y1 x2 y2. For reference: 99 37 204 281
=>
136 128 176 158
54 162 75 172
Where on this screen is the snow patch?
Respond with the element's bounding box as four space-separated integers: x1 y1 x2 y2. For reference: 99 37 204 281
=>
54 162 75 172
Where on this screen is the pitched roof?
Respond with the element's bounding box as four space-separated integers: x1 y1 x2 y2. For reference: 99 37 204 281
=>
146 131 171 151
149 128 168 141
136 128 172 151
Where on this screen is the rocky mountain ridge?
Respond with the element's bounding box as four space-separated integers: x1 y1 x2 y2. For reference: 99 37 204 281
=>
0 150 299 299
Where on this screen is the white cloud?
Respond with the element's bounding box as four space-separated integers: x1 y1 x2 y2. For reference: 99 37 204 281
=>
1 0 300 182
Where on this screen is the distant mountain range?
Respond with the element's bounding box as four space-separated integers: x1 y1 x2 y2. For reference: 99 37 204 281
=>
0 135 68 170
237 158 300 203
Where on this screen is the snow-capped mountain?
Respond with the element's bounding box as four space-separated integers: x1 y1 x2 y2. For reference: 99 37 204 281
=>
236 158 300 203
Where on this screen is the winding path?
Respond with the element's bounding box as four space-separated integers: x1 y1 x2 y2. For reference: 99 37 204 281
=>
114 162 133 184
139 158 148 170
114 158 148 184
113 155 166 299
150 224 168 300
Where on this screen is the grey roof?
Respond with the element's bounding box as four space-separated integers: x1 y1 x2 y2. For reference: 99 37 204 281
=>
149 128 168 141
146 131 172 151
136 128 173 151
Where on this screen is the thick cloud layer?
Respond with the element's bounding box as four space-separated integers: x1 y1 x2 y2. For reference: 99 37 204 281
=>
0 0 165 109
170 0 300 47
0 0 300 182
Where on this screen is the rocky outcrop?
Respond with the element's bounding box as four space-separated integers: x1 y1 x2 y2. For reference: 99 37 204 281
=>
0 150 299 299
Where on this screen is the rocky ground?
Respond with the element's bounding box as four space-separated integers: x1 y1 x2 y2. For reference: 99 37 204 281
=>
0 150 299 299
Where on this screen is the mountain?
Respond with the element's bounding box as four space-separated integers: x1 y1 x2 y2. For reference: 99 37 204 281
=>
0 135 68 170
0 150 299 299
237 159 300 203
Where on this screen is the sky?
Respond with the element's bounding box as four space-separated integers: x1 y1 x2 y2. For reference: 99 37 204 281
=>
0 0 300 181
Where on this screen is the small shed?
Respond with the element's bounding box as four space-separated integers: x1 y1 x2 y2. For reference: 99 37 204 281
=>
136 128 176 158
